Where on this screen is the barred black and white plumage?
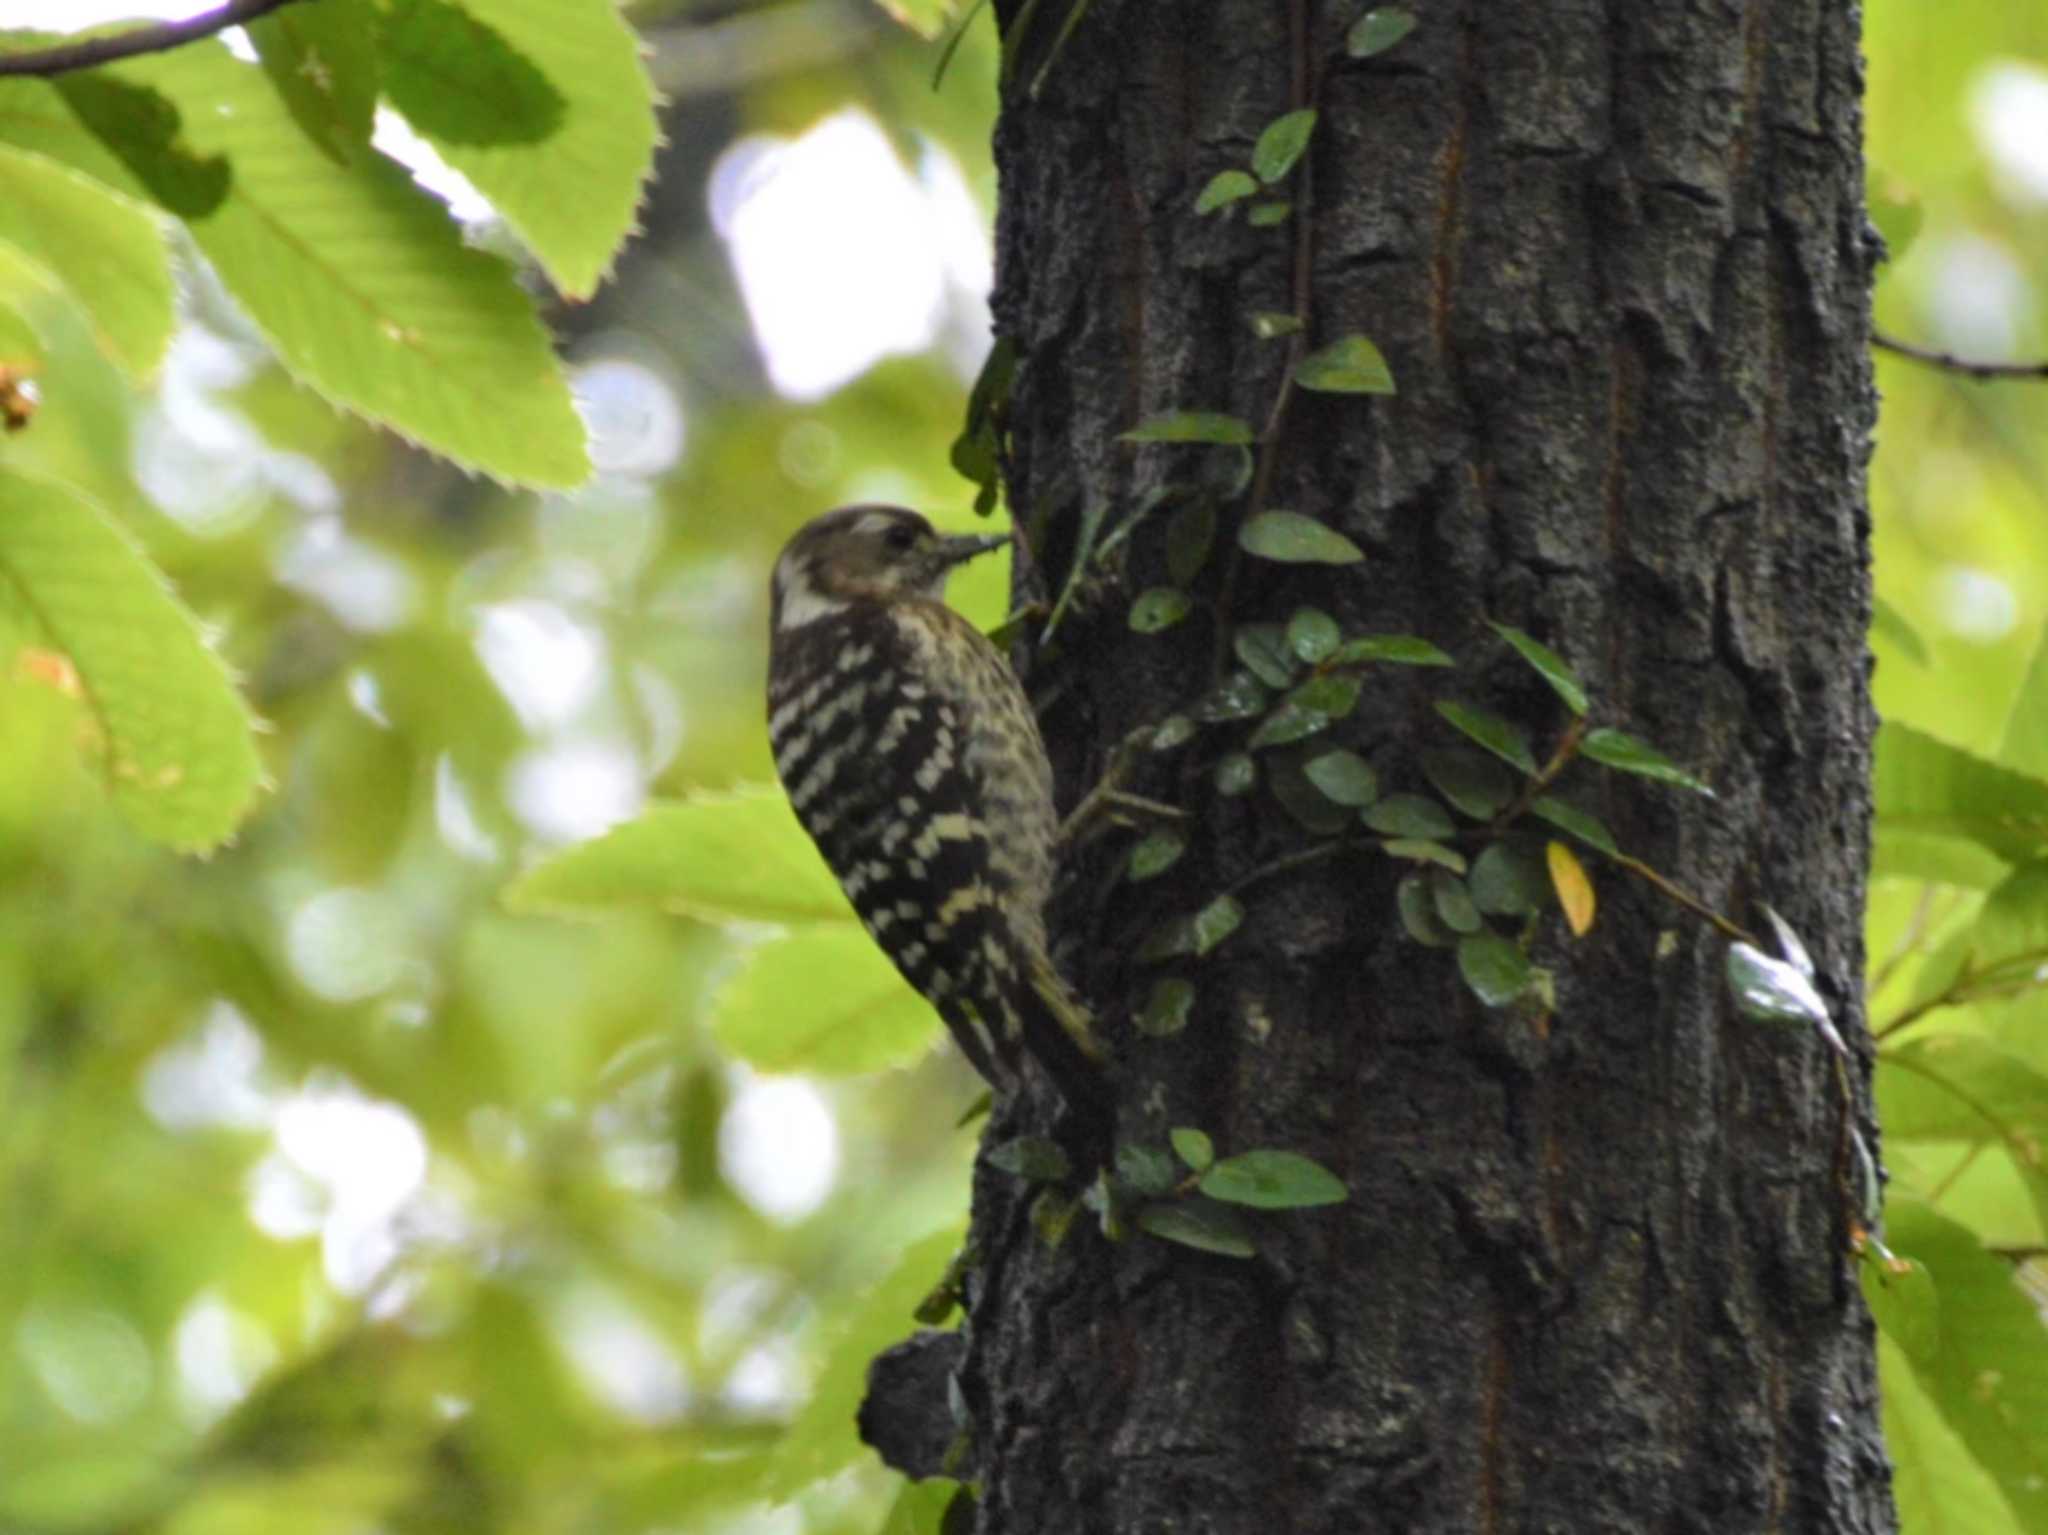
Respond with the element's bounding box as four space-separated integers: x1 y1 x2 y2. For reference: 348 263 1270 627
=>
766 505 1105 1111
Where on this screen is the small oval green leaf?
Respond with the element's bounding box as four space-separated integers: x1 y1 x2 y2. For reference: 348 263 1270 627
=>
1381 838 1467 872
1528 796 1619 856
1398 873 1455 946
1582 727 1714 796
1435 700 1538 774
1215 752 1257 796
1248 702 1331 751
1363 793 1456 839
1252 108 1318 183
1294 335 1396 395
1238 511 1365 565
1287 606 1342 663
1431 870 1482 934
1422 748 1516 820
1201 1149 1347 1209
1171 1127 1216 1172
1303 749 1379 806
1330 634 1453 667
1195 168 1258 214
1139 976 1196 1036
1128 829 1188 882
1247 200 1292 227
1130 587 1192 633
1235 623 1301 688
1348 7 1418 57
1469 841 1549 916
1489 622 1589 715
1138 1200 1256 1258
1457 932 1533 1007
987 1136 1071 1182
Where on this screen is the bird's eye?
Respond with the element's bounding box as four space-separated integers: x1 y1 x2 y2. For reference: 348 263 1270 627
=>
883 524 920 554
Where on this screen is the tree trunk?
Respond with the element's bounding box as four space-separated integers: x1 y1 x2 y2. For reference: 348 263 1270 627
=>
957 3 1890 1530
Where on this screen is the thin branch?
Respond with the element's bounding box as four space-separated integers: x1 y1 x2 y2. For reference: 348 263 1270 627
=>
0 0 302 79
1873 330 2048 383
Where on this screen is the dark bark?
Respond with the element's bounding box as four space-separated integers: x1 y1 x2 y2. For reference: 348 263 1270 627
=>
940 2 1889 1531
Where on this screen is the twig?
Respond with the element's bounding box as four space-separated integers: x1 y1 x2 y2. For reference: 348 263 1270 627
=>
1873 330 2048 383
0 0 302 78
1605 852 1759 947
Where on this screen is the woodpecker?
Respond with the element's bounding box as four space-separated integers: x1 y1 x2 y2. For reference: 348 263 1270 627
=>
766 505 1107 1113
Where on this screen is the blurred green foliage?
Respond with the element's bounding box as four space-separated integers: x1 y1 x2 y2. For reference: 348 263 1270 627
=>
0 1 2043 1532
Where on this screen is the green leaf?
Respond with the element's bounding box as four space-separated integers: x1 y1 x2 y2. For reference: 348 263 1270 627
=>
1138 894 1244 961
1138 1199 1255 1258
1862 1253 1939 1366
1234 623 1300 688
1166 499 1216 586
1215 752 1257 796
1293 335 1396 395
1527 795 1619 856
987 1136 1070 1182
0 145 172 379
1435 700 1538 774
1457 932 1533 1007
1249 310 1303 339
1348 7 1418 57
1489 622 1588 715
5 44 589 484
1867 175 1923 269
1248 700 1331 751
1150 714 1196 752
1127 829 1187 882
1288 673 1361 718
1999 618 2048 782
1878 1035 2048 1141
1195 671 1269 723
1251 108 1317 183
1875 721 2048 874
1123 410 1254 445
879 1479 964 1535
1138 977 1195 1037
1879 1201 2048 1530
1469 841 1549 916
1265 753 1350 834
758 1225 965 1500
1238 510 1365 565
1247 200 1292 227
1201 1149 1347 1209
1330 633 1453 666
503 786 848 924
1364 793 1455 839
1422 748 1515 820
1431 870 1482 934
383 0 658 299
249 0 378 162
0 467 262 850
1381 838 1466 873
1397 873 1455 946
1116 1143 1179 1197
1194 168 1258 213
1287 606 1341 663
1170 1128 1215 1172
1581 727 1713 796
711 926 937 1075
1879 1334 2025 1535
1303 749 1378 806
1129 587 1192 633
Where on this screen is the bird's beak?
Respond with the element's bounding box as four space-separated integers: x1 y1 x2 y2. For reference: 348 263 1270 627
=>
935 530 1010 569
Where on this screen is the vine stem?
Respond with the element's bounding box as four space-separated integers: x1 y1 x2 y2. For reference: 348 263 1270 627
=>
1604 852 1759 947
1212 0 1317 670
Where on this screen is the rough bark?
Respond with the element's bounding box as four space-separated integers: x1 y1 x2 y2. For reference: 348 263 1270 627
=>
949 2 1889 1531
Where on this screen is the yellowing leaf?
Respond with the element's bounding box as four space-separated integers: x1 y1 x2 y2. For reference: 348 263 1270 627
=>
1546 840 1595 936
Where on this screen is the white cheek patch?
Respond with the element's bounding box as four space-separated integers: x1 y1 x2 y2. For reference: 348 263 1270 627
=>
775 559 850 630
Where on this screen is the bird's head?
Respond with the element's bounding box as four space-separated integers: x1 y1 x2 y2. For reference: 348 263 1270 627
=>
770 505 1007 631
